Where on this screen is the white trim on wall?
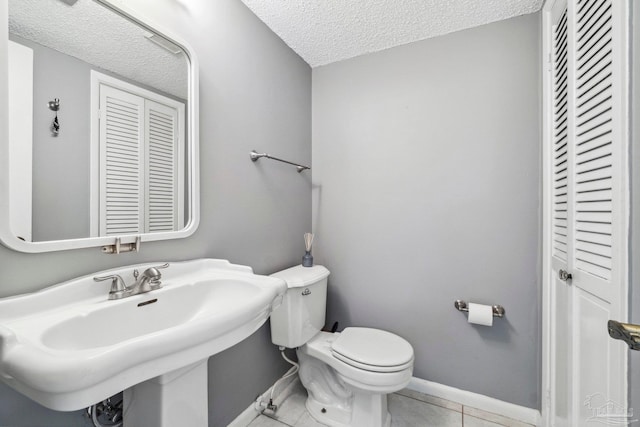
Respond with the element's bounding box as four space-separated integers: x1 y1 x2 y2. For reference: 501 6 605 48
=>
229 376 542 427
227 373 298 427
541 3 557 424
7 40 33 242
407 377 542 426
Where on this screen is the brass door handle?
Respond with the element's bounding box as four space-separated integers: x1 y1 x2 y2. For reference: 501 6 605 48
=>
608 320 640 350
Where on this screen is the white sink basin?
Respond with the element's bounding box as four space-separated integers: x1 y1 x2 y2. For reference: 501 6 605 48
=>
0 259 286 411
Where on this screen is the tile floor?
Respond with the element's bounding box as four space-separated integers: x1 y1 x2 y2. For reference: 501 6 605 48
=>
246 380 535 427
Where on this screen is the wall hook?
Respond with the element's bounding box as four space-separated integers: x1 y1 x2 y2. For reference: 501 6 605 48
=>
48 98 60 136
48 98 60 111
51 115 60 136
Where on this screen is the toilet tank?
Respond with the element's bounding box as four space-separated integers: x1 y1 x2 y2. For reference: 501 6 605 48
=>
269 265 330 348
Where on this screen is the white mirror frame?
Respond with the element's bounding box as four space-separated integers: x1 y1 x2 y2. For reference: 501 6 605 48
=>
0 0 200 253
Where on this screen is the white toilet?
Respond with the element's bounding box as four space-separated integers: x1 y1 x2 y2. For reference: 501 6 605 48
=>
270 265 414 427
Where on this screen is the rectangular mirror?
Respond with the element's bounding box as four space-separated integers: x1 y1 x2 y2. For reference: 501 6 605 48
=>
0 0 199 252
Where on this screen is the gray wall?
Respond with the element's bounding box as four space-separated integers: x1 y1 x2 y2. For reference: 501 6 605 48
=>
0 0 311 425
312 12 541 410
16 34 92 241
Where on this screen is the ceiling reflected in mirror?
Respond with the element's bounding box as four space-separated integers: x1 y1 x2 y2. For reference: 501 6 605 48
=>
9 0 188 99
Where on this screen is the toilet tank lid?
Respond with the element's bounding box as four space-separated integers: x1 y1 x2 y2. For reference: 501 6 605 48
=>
270 265 330 288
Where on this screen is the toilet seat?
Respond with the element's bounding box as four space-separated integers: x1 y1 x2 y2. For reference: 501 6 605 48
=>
331 328 414 373
301 331 414 393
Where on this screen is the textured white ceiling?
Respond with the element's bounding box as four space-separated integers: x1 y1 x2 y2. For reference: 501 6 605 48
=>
9 0 188 99
240 0 544 67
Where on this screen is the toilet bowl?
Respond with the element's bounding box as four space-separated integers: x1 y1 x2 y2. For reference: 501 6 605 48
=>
270 265 414 427
298 329 413 427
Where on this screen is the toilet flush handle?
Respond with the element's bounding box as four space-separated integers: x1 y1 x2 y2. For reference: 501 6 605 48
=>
302 288 311 296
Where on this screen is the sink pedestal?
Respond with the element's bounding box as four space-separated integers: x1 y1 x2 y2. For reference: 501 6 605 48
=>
123 359 208 427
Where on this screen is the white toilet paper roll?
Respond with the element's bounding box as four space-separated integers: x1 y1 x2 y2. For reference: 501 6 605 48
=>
467 303 493 326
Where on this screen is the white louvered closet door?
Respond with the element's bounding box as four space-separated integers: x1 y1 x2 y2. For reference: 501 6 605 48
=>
546 0 628 425
99 85 145 236
571 0 627 424
552 6 569 265
144 100 183 233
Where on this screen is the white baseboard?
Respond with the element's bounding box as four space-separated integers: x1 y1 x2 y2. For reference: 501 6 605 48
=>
229 375 542 427
407 377 542 426
227 374 298 427
227 404 255 427
227 401 261 427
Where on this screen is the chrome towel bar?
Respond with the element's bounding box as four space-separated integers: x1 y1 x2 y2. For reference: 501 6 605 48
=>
250 150 310 173
454 300 505 318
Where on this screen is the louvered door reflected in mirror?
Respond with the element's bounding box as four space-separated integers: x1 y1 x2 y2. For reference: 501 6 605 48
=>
94 72 185 237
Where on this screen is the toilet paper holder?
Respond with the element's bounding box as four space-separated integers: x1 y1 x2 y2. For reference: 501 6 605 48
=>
454 300 505 318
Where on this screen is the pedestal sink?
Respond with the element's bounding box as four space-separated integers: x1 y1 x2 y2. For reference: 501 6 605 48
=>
0 259 287 426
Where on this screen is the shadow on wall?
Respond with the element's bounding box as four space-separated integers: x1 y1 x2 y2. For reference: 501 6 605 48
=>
311 183 322 242
326 281 352 329
464 315 515 344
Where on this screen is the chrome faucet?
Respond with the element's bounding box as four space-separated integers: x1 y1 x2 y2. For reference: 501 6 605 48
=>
94 263 169 300
129 265 166 294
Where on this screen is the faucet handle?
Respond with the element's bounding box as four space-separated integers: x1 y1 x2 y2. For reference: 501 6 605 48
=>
147 263 169 280
144 263 169 290
93 274 127 298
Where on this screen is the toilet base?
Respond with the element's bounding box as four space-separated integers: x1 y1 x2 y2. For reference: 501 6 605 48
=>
305 390 391 427
295 332 409 427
